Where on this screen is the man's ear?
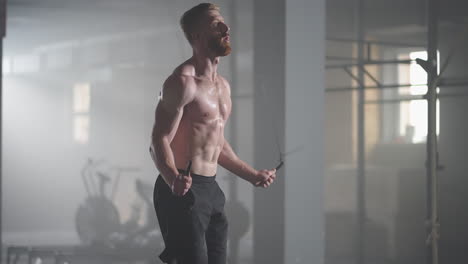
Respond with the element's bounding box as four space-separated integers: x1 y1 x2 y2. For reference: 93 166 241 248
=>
191 32 200 42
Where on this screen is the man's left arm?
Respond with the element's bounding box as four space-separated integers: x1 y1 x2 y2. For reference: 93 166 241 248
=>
218 139 276 187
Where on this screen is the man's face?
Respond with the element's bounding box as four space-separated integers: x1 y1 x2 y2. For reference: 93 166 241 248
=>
199 10 231 56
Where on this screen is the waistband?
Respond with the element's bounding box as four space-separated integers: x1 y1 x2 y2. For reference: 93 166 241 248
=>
177 169 216 183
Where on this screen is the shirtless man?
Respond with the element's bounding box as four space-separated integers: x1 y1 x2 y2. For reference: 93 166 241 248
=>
150 3 276 264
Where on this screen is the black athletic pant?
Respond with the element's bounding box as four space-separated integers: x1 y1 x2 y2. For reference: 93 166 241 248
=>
153 171 228 264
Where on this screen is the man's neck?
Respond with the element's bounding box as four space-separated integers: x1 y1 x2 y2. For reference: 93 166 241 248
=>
191 51 220 81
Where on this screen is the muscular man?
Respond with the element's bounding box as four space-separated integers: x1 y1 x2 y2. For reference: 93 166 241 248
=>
150 3 276 264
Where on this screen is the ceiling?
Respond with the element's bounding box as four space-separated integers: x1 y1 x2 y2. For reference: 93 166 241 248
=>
5 0 189 55
4 0 468 55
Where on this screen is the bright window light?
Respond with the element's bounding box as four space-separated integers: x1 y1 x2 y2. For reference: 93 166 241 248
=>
73 83 91 113
73 83 91 144
74 115 90 144
399 51 440 143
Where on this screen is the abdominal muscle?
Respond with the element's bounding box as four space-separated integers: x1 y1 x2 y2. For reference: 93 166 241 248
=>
170 115 225 177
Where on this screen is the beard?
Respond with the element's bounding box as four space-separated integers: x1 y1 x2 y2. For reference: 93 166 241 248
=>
208 35 232 57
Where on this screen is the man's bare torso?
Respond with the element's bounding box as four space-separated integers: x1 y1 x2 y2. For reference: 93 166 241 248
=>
168 63 232 176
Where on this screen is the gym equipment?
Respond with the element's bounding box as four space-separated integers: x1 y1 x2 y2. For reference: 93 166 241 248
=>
75 158 121 245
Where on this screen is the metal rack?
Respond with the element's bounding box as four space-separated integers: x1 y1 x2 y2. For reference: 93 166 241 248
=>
325 0 468 264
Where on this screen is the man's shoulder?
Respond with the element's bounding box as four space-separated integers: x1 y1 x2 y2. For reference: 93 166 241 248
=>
165 73 194 86
177 62 196 76
165 63 196 85
172 60 196 78
163 70 196 99
165 62 196 85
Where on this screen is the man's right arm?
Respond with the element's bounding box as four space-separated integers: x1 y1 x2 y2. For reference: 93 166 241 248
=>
150 74 195 186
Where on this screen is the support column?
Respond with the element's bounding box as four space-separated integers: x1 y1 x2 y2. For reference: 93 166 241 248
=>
0 0 6 261
254 0 325 263
0 0 6 260
355 0 366 263
425 0 439 264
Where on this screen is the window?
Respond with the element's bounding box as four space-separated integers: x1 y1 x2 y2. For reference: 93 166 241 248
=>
398 51 440 143
73 83 91 144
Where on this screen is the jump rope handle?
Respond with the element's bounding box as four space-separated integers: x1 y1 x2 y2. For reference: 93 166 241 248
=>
185 160 192 176
275 161 284 170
